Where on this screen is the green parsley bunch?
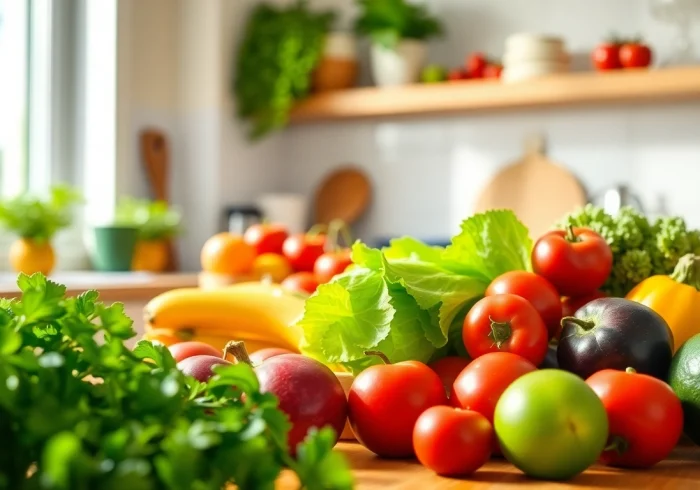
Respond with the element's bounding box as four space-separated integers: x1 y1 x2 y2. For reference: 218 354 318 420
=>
0 274 352 490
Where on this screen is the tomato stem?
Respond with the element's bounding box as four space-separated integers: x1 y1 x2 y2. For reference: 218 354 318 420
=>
364 350 391 365
604 435 629 455
670 253 700 291
325 219 353 253
565 225 580 243
307 223 328 237
488 316 512 349
561 316 596 331
223 340 252 365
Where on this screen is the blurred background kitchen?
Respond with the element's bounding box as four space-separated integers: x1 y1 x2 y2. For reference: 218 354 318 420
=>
1 0 700 282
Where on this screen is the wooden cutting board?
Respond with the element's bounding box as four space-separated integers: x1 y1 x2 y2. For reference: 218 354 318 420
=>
474 136 586 238
314 166 371 227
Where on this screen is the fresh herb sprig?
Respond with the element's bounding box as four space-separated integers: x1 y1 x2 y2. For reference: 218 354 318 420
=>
234 1 335 140
115 197 183 240
0 273 352 490
354 0 444 49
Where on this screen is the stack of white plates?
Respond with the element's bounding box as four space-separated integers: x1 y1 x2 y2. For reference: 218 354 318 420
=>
501 33 570 83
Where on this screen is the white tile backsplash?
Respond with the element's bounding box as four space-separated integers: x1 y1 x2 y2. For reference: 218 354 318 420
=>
280 100 700 243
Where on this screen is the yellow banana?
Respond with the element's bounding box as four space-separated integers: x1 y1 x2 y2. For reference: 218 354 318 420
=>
144 281 306 351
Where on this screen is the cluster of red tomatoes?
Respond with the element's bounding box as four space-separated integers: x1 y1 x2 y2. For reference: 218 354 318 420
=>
243 222 352 294
592 37 653 71
346 226 683 478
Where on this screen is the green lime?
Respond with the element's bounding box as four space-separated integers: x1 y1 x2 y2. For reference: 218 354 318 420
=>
494 369 608 481
669 333 700 444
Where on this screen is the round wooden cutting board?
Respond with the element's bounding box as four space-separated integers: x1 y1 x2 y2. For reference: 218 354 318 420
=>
474 137 587 238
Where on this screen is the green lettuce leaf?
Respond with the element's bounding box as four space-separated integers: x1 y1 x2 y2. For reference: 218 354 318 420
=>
444 209 532 281
297 269 394 364
383 258 485 347
382 236 445 262
351 241 383 270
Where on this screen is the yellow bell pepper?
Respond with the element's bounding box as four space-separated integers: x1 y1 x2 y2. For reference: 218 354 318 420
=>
626 253 700 353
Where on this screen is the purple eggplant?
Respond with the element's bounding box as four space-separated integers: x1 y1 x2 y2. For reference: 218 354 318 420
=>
557 297 673 380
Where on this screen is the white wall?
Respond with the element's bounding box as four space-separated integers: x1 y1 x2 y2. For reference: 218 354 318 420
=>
120 0 700 268
275 0 700 245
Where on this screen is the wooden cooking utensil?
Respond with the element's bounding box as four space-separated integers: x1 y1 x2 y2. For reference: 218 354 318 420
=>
140 129 178 271
314 166 371 227
474 135 587 238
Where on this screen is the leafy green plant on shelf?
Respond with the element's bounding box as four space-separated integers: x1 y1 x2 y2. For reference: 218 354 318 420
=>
234 0 335 140
353 0 444 49
0 273 353 490
115 196 183 272
0 184 83 276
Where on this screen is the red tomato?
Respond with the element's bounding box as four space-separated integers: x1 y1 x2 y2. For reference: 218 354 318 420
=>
348 359 447 458
619 43 653 69
282 233 326 272
462 294 548 366
561 290 607 318
592 43 622 70
168 341 221 363
466 52 487 78
280 272 320 295
586 368 683 468
314 249 352 283
413 406 493 476
447 68 468 82
486 271 563 340
531 227 613 297
428 356 471 400
452 352 537 424
483 63 503 79
243 223 288 255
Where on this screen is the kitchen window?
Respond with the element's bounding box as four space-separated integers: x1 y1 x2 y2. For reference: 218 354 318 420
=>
0 0 119 271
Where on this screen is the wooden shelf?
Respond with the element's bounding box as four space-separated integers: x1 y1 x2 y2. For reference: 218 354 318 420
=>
290 66 700 123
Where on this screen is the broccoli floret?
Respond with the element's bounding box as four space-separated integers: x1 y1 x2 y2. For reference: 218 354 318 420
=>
614 207 652 251
653 216 691 272
606 249 653 297
558 204 617 251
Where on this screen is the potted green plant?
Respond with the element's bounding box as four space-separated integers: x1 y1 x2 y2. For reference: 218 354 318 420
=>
0 184 83 275
234 1 335 140
354 0 444 87
115 197 182 272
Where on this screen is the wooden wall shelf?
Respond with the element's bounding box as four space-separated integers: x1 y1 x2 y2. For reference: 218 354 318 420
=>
290 66 700 124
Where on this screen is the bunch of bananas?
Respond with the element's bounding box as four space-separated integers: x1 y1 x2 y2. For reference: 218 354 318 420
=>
142 281 307 354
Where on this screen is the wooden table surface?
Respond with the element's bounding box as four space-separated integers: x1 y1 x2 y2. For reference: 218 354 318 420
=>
278 442 700 489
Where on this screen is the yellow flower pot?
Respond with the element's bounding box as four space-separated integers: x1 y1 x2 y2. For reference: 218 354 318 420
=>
9 238 55 276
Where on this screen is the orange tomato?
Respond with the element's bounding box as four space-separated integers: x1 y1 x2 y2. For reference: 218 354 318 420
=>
252 253 292 282
200 232 256 275
9 238 55 275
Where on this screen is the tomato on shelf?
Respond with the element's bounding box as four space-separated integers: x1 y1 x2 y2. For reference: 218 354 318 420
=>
592 41 622 71
466 52 488 78
619 40 653 68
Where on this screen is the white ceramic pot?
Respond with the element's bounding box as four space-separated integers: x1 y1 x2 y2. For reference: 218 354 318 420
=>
370 39 427 87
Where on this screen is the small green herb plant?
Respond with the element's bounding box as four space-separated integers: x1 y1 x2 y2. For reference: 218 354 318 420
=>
354 0 444 49
0 184 83 242
115 197 182 241
234 1 335 140
0 273 353 489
